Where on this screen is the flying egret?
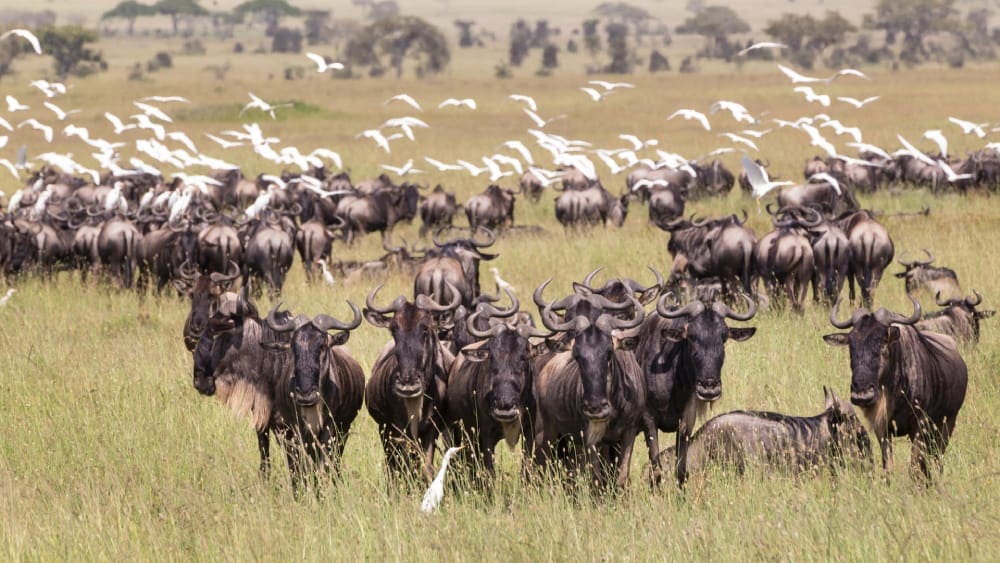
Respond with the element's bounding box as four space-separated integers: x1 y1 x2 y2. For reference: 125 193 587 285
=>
523 108 565 129
500 140 534 165
845 142 891 160
30 80 67 98
709 100 755 124
438 98 477 110
420 446 463 514
240 92 292 119
507 94 537 112
17 119 52 143
719 133 758 151
737 42 787 56
739 128 772 139
304 52 344 72
133 101 173 123
923 130 949 157
579 87 614 102
741 155 794 200
384 93 422 112
357 129 393 153
139 95 190 103
667 109 711 131
896 134 936 166
588 80 635 90
947 117 987 138
936 160 973 183
43 101 79 121
381 159 422 176
205 133 243 149
618 134 657 151
808 172 841 194
793 86 831 107
423 156 464 172
105 112 136 134
6 95 28 112
837 96 880 109
0 29 41 54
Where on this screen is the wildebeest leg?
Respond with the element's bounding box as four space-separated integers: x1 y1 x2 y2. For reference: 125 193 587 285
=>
257 430 271 479
615 429 638 489
420 431 437 483
847 269 857 304
675 430 691 487
642 415 662 487
284 442 305 496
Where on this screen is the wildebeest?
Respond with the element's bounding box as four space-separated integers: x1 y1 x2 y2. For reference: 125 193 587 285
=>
916 290 994 345
837 210 894 307
465 184 516 232
634 294 756 485
363 283 460 482
531 281 646 490
690 159 735 198
96 216 142 288
337 182 420 243
180 261 240 352
242 213 295 298
824 297 968 479
778 182 859 217
802 210 850 304
445 290 552 480
190 289 365 491
418 185 459 238
895 250 961 301
648 184 686 231
665 213 757 301
653 388 871 476
754 209 816 313
554 181 615 229
197 219 243 276
413 227 497 309
294 217 341 283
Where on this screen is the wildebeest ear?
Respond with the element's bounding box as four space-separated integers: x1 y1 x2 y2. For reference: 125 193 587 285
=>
461 348 490 362
976 309 996 319
363 309 392 328
541 338 570 353
615 336 638 351
886 326 900 344
822 333 849 346
171 279 193 295
328 332 350 347
660 326 687 342
728 327 756 342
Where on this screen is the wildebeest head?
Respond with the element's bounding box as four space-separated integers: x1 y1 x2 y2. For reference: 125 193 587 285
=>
822 386 873 463
181 261 240 352
364 282 461 399
572 266 664 308
191 285 258 396
931 290 995 343
822 296 922 407
654 293 757 401
536 280 645 425
264 301 362 407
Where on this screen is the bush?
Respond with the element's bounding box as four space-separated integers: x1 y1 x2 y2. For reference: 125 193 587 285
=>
272 27 302 53
182 39 205 55
153 51 172 68
494 60 512 78
233 42 244 53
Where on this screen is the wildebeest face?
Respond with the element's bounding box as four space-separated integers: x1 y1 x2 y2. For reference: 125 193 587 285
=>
390 304 435 398
289 326 349 407
824 390 873 462
823 316 891 407
465 329 533 421
192 321 242 397
572 325 614 420
663 311 755 402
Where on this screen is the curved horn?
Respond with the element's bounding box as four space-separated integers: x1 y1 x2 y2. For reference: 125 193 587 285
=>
475 286 520 320
312 301 363 332
432 227 455 248
541 304 590 332
265 301 310 332
466 309 507 339
690 215 709 227
607 295 646 330
209 260 240 283
800 206 823 228
471 226 496 248
365 283 404 315
582 267 603 289
917 249 935 266
765 202 781 216
533 279 554 311
935 291 951 307
895 294 922 325
965 290 982 308
829 299 857 329
656 295 705 319
711 292 756 322
415 281 462 312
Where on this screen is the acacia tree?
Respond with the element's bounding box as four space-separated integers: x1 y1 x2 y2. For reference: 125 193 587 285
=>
102 1 156 35
234 0 301 36
154 0 209 36
37 26 108 77
863 0 961 61
344 16 450 78
676 5 749 59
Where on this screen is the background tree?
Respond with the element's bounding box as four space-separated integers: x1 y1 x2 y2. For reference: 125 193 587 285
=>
604 22 631 73
0 37 24 83
101 1 156 36
234 0 301 37
37 26 108 78
303 10 332 45
807 11 857 52
675 5 750 59
542 43 559 69
344 16 450 78
593 2 655 38
763 13 817 52
582 19 601 55
454 19 475 48
509 19 531 66
153 0 209 36
863 0 961 62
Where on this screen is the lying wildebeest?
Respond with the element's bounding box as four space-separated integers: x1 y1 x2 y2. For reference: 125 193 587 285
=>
191 289 365 491
364 283 460 482
916 290 994 345
837 210 894 308
824 297 968 479
652 388 871 477
446 290 552 481
635 294 756 485
418 185 459 238
465 184 516 232
532 281 646 490
895 250 961 301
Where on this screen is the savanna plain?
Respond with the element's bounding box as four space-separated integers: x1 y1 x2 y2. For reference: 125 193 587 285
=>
0 2 999 560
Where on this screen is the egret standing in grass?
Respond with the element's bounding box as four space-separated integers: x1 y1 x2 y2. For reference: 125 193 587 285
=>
0 288 15 307
420 446 463 514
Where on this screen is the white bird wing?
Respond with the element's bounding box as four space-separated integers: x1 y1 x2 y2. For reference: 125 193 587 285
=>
809 172 841 194
832 68 870 81
0 116 11 132
385 94 422 111
464 99 477 109
845 142 890 160
778 64 819 83
167 131 198 153
502 141 534 165
897 134 936 166
618 134 641 151
668 109 711 131
305 52 328 71
508 94 537 112
423 156 462 171
134 101 173 123
523 108 546 128
0 158 18 179
923 130 948 156
580 87 602 101
737 42 787 56
948 117 986 138
1 29 42 54
740 155 772 186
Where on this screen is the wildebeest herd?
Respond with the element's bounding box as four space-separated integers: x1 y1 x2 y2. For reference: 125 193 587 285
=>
0 153 992 496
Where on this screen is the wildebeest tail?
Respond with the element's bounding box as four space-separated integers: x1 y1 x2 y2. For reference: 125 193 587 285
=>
861 233 873 294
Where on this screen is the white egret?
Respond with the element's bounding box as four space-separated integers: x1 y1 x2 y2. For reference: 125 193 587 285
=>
420 446 463 514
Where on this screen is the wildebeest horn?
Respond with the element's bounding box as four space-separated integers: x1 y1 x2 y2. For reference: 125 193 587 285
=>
312 301 362 331
168 218 189 233
265 301 310 332
541 304 590 333
607 295 645 330
711 292 756 321
765 202 781 216
657 295 705 319
327 215 346 230
466 310 507 338
689 214 709 227
917 249 935 266
934 291 951 307
735 209 748 225
533 279 554 311
965 290 982 308
800 207 823 228
581 267 603 289
474 287 520 320
471 226 496 248
365 283 407 315
432 227 454 248
210 261 240 283
415 281 462 312
829 299 868 329
890 294 922 325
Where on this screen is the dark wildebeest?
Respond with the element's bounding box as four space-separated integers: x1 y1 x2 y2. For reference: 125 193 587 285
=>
414 227 497 309
465 184 516 232
690 159 735 198
418 185 459 238
554 181 625 229
824 297 968 479
665 213 757 301
242 214 295 298
754 208 817 313
518 170 546 203
445 290 552 481
916 290 994 345
180 261 240 352
531 281 646 490
802 210 851 304
363 284 461 482
837 210 894 307
778 182 859 217
648 184 686 230
895 250 961 301
97 216 142 288
294 217 342 283
197 219 243 275
191 290 365 491
652 388 871 477
634 294 756 486
628 166 694 202
338 182 420 243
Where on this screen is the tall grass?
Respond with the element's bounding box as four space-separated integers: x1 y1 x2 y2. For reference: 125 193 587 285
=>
0 37 999 560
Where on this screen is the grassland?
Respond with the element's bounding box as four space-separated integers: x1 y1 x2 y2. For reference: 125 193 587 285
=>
1 13 999 561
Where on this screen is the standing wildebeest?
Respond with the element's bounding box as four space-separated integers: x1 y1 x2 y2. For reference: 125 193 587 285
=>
916 290 994 345
666 213 757 301
837 210 894 307
363 283 461 482
180 261 240 352
242 213 295 298
414 227 497 309
635 294 756 485
648 184 686 230
295 217 341 283
418 185 459 237
197 218 243 276
338 182 420 243
554 181 623 229
824 297 968 479
778 182 859 217
754 209 817 313
465 184 516 232
690 159 735 198
531 282 646 490
446 290 552 480
97 216 142 288
518 169 546 203
802 210 851 304
895 250 961 301
191 290 365 491
653 388 871 476
628 166 694 202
